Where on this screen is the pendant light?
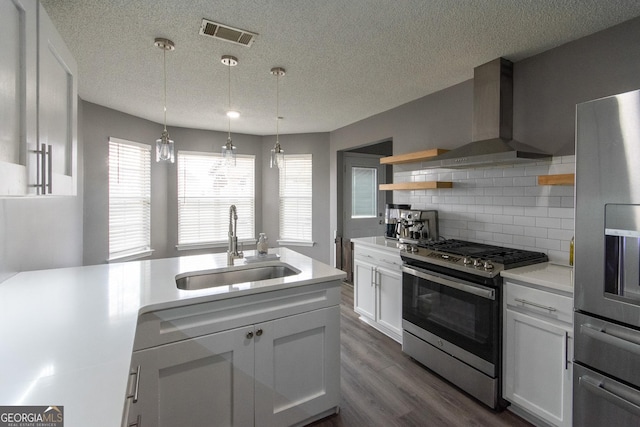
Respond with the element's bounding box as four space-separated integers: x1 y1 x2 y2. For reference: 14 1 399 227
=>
270 67 286 168
154 38 175 163
221 55 239 166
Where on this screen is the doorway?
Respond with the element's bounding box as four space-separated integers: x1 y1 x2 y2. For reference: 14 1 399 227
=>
336 140 393 282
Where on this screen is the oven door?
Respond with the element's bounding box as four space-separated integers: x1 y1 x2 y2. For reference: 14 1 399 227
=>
402 265 499 370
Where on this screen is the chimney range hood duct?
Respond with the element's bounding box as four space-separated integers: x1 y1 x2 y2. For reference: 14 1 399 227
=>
421 58 551 169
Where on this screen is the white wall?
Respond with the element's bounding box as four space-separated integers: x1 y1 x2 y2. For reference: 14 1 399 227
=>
392 156 575 263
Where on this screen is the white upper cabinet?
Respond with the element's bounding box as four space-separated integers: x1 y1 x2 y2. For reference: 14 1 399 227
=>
0 0 37 195
36 2 78 196
0 1 77 197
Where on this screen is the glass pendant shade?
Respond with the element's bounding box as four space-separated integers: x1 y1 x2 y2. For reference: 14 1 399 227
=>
270 141 284 168
222 137 236 166
156 129 175 163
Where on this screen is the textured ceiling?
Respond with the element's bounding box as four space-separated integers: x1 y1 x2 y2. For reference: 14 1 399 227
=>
41 0 640 136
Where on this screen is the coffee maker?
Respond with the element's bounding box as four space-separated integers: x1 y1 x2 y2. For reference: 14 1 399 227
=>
398 209 439 243
385 204 411 239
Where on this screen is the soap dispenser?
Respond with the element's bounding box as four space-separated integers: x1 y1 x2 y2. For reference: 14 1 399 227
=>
257 233 269 255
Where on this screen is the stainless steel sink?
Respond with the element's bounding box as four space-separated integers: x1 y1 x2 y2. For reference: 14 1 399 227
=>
176 262 301 290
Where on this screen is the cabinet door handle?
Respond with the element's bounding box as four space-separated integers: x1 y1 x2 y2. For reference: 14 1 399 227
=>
255 328 263 337
370 267 375 287
127 365 141 403
246 331 254 339
565 331 569 370
46 144 52 194
30 144 46 194
514 298 557 312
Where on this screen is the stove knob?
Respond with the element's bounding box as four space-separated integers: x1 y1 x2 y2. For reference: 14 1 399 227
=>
483 260 494 270
472 258 482 267
463 256 473 265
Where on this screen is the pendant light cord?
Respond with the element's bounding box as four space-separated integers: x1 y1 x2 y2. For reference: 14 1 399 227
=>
227 60 232 139
276 72 280 141
163 47 167 133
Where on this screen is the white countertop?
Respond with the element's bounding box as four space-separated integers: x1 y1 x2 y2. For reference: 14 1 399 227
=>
0 248 345 427
351 236 402 253
501 262 574 294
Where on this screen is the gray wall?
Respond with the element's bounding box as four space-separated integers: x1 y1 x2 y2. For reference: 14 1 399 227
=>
329 16 640 261
261 133 331 264
82 101 265 266
82 102 331 266
0 100 84 282
82 102 171 265
513 16 640 156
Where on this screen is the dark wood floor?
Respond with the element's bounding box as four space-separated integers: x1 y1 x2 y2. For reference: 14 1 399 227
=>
310 283 532 427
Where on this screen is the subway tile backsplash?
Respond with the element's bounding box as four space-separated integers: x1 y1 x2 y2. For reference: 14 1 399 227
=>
392 155 575 264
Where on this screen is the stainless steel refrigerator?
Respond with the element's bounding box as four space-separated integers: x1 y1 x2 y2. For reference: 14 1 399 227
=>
574 88 640 425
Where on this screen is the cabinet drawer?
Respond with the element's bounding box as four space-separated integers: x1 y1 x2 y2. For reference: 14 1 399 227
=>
134 281 341 351
354 245 402 271
505 281 573 324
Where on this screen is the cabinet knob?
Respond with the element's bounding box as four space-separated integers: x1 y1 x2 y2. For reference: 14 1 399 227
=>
256 328 263 337
246 331 254 339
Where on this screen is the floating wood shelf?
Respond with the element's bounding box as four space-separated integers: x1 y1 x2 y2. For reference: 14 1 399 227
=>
379 181 453 191
537 173 575 186
380 148 449 165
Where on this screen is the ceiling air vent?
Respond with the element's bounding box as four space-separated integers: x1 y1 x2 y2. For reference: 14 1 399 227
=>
199 19 258 48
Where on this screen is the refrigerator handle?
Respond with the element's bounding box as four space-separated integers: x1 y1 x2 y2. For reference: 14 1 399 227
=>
580 374 640 417
581 323 640 356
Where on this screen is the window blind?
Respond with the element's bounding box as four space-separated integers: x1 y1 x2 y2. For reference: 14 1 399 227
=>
108 137 151 260
279 154 312 242
351 166 377 218
178 151 255 245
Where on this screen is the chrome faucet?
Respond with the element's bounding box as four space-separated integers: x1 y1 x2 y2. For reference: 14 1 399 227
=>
227 205 243 265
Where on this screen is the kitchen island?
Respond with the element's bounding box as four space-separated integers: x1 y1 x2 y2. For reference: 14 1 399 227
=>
0 248 345 427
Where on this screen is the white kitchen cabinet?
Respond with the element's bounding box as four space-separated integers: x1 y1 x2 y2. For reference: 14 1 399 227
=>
125 325 255 427
503 280 573 427
353 243 403 343
36 2 78 195
0 0 37 195
254 307 340 427
0 2 77 197
125 284 341 427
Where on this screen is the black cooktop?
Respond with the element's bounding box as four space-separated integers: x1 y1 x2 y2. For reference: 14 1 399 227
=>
416 239 548 268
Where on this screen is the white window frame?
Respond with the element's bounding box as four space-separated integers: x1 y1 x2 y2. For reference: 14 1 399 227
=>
108 137 152 262
177 151 255 250
278 154 314 247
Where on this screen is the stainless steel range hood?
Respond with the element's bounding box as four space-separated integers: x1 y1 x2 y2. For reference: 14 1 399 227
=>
422 58 551 169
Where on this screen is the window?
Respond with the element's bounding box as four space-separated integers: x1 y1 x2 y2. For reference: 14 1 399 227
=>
108 137 151 261
351 166 377 218
279 154 313 245
177 151 255 247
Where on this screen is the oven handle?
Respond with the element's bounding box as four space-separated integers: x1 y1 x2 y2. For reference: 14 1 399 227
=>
401 266 495 300
581 323 640 356
579 374 640 417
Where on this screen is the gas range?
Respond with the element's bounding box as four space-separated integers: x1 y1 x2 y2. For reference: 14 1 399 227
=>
400 239 549 278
